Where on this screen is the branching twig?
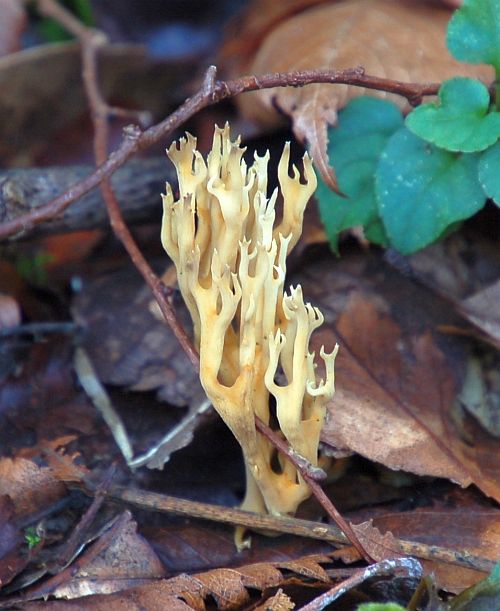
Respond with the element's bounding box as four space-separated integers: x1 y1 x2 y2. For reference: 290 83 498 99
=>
0 69 440 240
300 558 423 611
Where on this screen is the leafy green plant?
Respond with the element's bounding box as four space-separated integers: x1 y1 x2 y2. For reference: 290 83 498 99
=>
317 0 500 255
24 526 41 549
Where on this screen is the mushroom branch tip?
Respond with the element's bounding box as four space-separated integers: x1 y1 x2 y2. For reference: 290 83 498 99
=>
161 124 337 548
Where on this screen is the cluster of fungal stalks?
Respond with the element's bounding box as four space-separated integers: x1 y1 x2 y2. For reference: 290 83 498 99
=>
161 124 337 548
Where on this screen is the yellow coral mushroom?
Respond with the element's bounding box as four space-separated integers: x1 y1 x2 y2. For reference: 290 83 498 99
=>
161 124 337 548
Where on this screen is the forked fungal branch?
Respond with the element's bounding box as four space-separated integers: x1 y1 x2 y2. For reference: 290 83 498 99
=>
161 124 338 548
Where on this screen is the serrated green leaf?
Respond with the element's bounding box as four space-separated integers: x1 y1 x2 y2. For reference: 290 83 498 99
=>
357 604 406 611
446 0 500 72
316 97 403 252
406 78 500 153
478 141 500 205
376 127 486 254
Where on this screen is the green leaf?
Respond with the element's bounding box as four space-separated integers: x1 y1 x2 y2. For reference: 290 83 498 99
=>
357 604 406 611
406 78 500 153
478 141 500 205
376 127 486 254
446 0 500 72
316 97 403 252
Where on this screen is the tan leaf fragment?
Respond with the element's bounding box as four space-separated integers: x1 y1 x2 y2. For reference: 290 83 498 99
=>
235 0 493 186
276 555 332 582
351 521 403 562
255 588 295 611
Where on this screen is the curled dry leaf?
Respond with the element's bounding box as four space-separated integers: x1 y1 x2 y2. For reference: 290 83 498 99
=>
230 0 493 187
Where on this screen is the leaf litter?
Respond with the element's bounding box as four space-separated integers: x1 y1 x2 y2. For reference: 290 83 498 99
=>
1 0 499 608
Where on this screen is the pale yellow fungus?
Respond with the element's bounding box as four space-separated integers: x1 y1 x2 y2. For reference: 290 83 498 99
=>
161 124 338 549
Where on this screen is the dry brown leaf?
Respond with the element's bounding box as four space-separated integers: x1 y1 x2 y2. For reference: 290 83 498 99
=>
72 265 204 407
23 554 334 610
351 521 403 563
368 507 500 592
220 0 331 74
53 519 166 600
401 232 500 349
0 457 66 519
254 589 295 611
318 292 500 501
232 0 493 186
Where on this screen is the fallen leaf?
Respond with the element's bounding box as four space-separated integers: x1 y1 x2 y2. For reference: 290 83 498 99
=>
0 457 66 519
230 0 493 186
368 507 500 592
289 250 500 500
21 554 334 610
144 521 333 575
52 518 166 600
454 348 500 438
220 0 330 74
397 231 500 348
320 293 500 500
72 265 204 407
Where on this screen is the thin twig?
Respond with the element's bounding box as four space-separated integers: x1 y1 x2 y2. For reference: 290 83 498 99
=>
0 72 441 240
300 558 423 611
105 485 349 546
48 463 118 573
0 321 78 338
101 485 496 574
